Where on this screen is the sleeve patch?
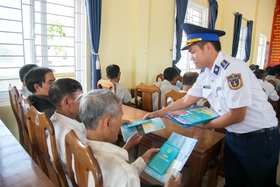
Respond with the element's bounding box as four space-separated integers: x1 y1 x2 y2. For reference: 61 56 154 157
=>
227 73 243 90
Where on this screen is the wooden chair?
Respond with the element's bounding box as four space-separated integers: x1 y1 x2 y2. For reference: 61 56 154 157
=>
163 89 186 107
267 79 277 90
65 130 103 187
156 73 164 82
26 106 68 187
134 82 161 112
177 75 183 83
8 85 32 155
97 79 116 93
8 86 24 145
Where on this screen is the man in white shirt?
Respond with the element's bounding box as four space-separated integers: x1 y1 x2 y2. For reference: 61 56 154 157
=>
153 67 180 111
48 78 143 186
79 89 182 187
48 78 84 186
254 69 279 101
106 64 132 105
265 66 280 91
19 64 38 97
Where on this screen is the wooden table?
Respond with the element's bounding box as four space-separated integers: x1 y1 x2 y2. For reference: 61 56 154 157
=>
122 105 225 187
0 120 55 187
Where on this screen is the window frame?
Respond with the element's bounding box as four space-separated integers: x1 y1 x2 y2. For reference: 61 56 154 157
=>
236 25 247 61
0 0 87 105
256 34 267 69
174 1 208 75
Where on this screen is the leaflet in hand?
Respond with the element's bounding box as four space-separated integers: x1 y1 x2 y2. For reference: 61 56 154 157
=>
120 117 166 142
147 142 180 175
165 106 219 127
145 132 198 183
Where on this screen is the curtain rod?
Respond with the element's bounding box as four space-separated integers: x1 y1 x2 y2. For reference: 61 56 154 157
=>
233 12 249 21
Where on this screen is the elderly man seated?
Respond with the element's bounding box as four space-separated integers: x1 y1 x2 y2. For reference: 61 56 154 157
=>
79 89 182 187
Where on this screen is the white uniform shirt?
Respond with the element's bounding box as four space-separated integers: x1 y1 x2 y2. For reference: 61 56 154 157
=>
265 75 280 91
48 112 86 186
86 140 146 187
258 79 279 101
188 52 278 133
153 80 180 111
115 82 132 104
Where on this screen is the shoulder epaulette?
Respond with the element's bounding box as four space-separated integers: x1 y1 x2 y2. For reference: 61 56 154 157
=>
220 60 230 70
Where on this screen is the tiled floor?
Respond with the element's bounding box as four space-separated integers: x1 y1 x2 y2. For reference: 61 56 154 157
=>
125 127 280 187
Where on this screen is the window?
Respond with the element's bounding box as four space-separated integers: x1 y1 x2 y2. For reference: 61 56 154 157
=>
0 0 86 105
174 1 208 75
236 25 247 61
256 34 267 69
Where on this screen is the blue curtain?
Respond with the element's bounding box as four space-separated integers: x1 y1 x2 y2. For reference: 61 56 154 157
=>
231 13 242 57
172 0 188 75
85 0 102 89
209 0 218 29
243 20 253 62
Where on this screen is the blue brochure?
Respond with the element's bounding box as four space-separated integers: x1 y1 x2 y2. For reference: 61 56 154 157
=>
120 117 166 142
126 119 152 127
148 142 180 175
145 132 198 184
165 106 219 128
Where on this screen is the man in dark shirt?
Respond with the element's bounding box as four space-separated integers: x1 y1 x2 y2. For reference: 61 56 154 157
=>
25 67 56 117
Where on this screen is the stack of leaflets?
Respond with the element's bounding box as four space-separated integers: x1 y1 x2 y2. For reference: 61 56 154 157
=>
145 132 198 184
120 118 166 142
165 106 219 128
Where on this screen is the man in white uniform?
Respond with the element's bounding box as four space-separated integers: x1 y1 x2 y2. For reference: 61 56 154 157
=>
144 23 279 187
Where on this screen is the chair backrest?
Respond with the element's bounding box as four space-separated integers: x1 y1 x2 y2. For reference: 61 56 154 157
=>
177 76 183 83
26 106 68 187
8 85 23 144
134 82 161 112
156 73 164 82
267 79 277 90
65 130 103 187
163 89 186 107
97 79 116 93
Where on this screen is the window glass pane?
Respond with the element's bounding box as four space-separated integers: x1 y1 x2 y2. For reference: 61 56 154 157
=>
0 0 21 9
0 33 23 44
0 80 21 91
24 40 35 64
0 68 20 80
22 5 32 39
47 56 75 67
47 0 75 7
52 66 75 79
46 4 74 16
0 20 22 33
0 45 23 56
0 7 22 21
0 57 24 67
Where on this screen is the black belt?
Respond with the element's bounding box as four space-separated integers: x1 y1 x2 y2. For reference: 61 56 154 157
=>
231 126 278 136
